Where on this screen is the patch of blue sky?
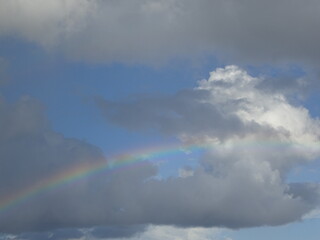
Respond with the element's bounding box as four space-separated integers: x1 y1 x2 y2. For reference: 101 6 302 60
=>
286 159 320 183
0 38 209 176
303 91 320 119
229 218 320 240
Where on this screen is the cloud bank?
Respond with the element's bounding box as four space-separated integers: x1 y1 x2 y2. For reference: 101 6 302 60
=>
1 66 319 236
1 0 320 65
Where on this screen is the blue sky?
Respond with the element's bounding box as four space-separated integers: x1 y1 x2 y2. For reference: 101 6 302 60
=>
0 1 320 240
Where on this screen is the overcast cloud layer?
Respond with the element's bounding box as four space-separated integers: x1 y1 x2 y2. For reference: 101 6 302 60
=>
1 66 320 238
1 0 320 65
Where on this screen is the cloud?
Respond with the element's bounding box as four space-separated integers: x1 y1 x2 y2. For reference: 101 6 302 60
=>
96 89 246 140
97 65 320 227
90 225 146 239
2 225 225 240
0 96 155 234
0 0 94 47
1 0 320 66
98 65 320 148
11 228 83 240
4 226 146 240
123 225 223 240
1 66 320 235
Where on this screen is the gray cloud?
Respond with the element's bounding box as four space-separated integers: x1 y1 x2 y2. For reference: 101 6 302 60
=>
96 89 247 140
287 183 320 206
0 0 320 67
90 225 146 239
139 173 318 228
97 65 320 227
4 226 146 240
15 228 83 240
0 96 155 234
1 66 320 236
2 225 225 240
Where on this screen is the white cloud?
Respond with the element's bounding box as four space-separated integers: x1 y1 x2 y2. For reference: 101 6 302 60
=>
303 207 320 220
127 225 223 240
197 66 320 143
194 66 320 175
178 167 194 178
98 65 320 227
87 225 224 240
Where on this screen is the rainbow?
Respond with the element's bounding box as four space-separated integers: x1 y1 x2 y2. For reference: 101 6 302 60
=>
0 140 319 215
0 142 207 215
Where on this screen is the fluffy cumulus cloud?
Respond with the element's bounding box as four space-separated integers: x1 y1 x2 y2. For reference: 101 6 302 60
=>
98 65 320 227
1 66 320 237
1 0 320 65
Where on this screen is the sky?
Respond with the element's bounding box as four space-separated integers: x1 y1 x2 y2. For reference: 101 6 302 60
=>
0 0 320 239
